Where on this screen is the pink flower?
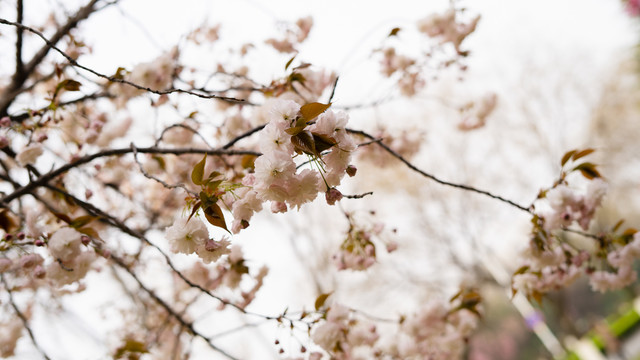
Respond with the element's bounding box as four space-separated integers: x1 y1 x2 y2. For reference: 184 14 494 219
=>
196 237 231 264
16 143 43 166
48 227 83 263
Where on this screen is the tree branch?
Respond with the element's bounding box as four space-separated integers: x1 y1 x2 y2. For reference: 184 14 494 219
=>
0 16 248 117
0 146 260 206
109 255 239 360
0 274 52 360
347 128 532 213
0 0 105 117
15 0 24 79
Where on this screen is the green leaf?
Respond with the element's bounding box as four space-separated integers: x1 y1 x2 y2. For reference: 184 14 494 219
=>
191 155 207 185
112 67 128 80
284 117 307 136
513 265 530 276
314 292 332 311
300 102 331 122
561 150 577 166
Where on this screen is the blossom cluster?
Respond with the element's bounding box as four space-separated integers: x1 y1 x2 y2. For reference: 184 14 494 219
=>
390 301 479 359
538 178 608 233
165 217 231 263
311 303 380 359
417 8 481 54
307 299 478 360
225 99 356 233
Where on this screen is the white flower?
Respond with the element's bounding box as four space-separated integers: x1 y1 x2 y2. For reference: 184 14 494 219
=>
231 188 263 223
286 169 321 209
166 217 209 254
47 251 95 287
254 151 296 190
16 143 43 166
48 227 83 263
258 121 293 155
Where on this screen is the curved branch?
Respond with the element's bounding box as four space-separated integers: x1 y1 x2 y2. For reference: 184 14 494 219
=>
0 146 260 206
347 128 532 213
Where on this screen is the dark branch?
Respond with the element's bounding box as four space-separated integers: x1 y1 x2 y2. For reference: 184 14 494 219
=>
0 146 260 206
0 0 103 117
222 124 266 150
15 0 24 78
0 17 247 117
347 128 532 213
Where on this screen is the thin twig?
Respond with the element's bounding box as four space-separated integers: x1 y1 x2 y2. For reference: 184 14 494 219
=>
343 191 373 199
109 256 239 360
222 124 266 149
155 123 214 148
0 274 52 360
0 0 105 116
347 128 532 213
130 143 196 196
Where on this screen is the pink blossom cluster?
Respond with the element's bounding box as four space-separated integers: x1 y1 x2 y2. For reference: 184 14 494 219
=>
417 8 481 54
311 303 379 359
590 233 640 292
512 244 584 295
378 47 425 97
332 219 394 271
46 227 97 287
265 16 314 53
226 99 355 233
538 178 607 232
110 47 179 104
458 92 498 131
389 300 478 359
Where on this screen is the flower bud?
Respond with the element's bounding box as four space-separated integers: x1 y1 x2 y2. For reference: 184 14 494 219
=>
325 188 343 205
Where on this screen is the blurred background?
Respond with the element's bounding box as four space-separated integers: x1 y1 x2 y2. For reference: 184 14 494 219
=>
2 0 640 358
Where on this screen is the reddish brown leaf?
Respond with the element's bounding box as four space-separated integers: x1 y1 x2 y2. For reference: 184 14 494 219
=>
300 102 331 122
